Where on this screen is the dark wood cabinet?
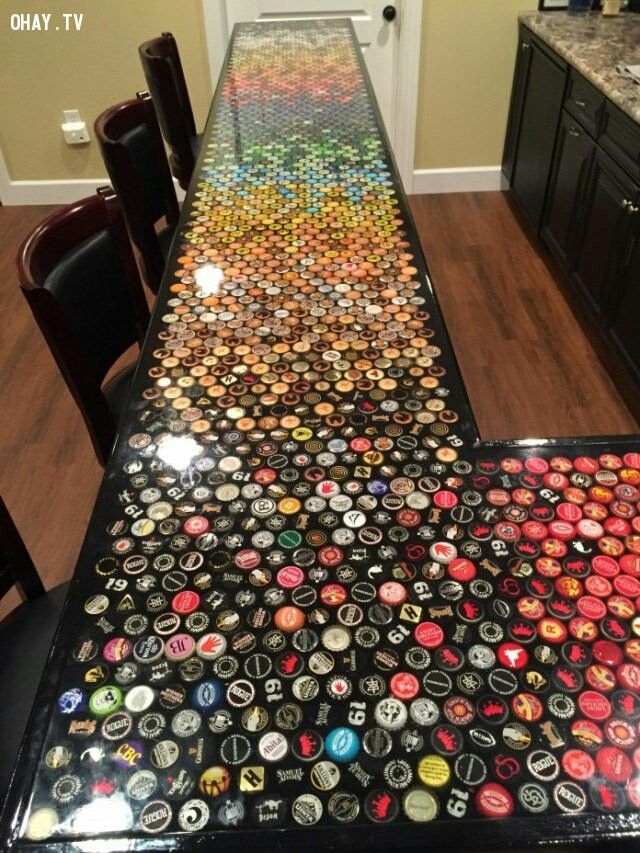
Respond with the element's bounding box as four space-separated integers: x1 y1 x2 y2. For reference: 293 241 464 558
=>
609 207 640 379
502 33 533 185
573 149 637 316
509 39 566 232
504 24 640 399
542 110 594 269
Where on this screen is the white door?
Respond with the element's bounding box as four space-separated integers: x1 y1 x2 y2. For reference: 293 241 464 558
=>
202 0 422 189
224 0 399 140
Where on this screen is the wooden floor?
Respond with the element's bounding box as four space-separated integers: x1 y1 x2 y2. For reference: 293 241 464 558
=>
411 192 638 440
0 193 637 619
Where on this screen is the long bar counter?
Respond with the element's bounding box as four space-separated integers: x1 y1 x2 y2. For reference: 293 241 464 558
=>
1 19 640 851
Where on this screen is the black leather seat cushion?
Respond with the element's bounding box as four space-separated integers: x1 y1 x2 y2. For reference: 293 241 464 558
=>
0 583 69 801
120 123 168 224
44 230 139 384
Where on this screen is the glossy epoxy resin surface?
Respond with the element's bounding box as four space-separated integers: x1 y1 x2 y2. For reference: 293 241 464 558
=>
3 20 640 850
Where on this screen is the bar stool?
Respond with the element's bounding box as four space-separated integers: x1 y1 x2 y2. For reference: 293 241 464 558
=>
17 187 150 468
95 91 179 294
0 495 69 800
139 32 201 191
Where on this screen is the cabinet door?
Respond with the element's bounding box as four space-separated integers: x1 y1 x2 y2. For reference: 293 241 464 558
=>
511 41 566 233
502 31 533 185
542 110 595 270
572 149 636 317
609 204 640 379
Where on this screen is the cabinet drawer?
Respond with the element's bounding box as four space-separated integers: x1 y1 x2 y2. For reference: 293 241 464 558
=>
600 101 640 183
564 70 605 138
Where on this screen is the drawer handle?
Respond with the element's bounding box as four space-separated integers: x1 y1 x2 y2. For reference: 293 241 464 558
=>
521 42 530 51
629 204 639 215
621 199 631 209
568 127 581 137
574 98 588 108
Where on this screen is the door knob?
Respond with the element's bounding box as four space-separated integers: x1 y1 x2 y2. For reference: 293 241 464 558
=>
383 5 396 21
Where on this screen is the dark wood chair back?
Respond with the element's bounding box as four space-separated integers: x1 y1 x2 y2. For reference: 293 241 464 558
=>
16 187 150 467
139 32 197 190
95 92 179 293
0 496 44 605
0 494 69 800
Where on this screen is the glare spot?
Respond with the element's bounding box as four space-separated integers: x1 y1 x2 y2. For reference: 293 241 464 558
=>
194 264 224 296
69 795 134 836
156 435 201 471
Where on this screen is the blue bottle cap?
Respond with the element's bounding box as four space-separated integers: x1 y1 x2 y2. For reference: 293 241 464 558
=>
324 726 360 763
191 678 223 711
57 687 86 714
367 479 388 496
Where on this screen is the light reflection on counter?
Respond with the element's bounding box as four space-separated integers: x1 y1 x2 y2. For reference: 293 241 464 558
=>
194 263 224 298
155 435 202 471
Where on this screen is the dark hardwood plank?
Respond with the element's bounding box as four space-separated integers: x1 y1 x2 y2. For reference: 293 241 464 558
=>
409 191 638 440
0 192 636 620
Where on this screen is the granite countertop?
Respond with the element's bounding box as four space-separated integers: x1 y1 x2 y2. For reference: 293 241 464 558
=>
519 10 640 123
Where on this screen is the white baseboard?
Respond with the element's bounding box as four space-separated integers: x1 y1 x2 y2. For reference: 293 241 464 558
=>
1 179 109 206
1 162 504 205
411 166 506 195
0 160 186 205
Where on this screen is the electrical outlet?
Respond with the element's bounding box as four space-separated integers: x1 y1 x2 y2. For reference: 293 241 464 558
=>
62 109 90 145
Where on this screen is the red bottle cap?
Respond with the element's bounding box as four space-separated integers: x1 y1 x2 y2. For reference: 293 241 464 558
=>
595 746 633 783
577 690 611 722
617 662 640 691
525 456 549 474
447 558 476 582
591 555 620 578
557 502 582 523
433 490 458 509
277 566 304 589
414 621 444 649
562 748 595 781
575 456 599 475
172 590 200 614
585 575 612 597
475 783 514 818
390 672 419 700
577 596 607 620
620 554 640 577
183 515 210 537
548 520 575 540
497 642 528 670
592 640 623 667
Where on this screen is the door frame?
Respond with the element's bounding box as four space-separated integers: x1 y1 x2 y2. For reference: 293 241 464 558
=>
200 0 422 191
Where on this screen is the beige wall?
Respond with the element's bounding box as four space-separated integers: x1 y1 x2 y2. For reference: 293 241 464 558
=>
0 0 537 181
0 0 211 180
415 0 538 170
